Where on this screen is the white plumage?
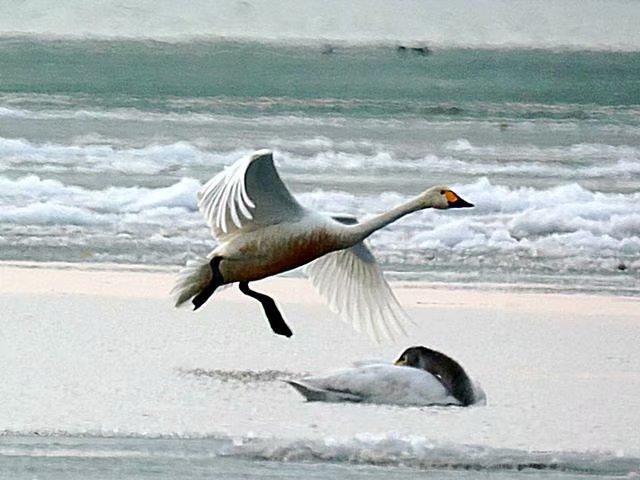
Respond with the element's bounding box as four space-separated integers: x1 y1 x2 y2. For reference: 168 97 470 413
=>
305 240 409 343
173 149 474 341
288 364 460 405
198 149 304 238
286 347 486 407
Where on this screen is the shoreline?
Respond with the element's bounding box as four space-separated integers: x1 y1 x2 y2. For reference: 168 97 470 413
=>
1 260 637 316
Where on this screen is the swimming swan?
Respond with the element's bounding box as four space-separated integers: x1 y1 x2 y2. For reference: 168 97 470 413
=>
286 346 486 406
172 150 473 341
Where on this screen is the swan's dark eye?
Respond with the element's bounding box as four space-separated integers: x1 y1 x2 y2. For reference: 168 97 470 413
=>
440 190 446 195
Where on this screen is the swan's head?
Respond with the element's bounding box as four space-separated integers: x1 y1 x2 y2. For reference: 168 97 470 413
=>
394 346 437 370
421 186 474 209
394 346 457 374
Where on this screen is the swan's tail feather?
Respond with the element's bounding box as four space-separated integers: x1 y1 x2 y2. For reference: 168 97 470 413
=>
284 380 362 403
172 257 214 307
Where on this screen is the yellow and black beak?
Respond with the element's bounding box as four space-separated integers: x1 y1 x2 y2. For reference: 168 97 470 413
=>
445 190 474 209
394 358 408 366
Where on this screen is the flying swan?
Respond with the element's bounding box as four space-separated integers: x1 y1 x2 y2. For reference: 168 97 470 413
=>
286 346 486 406
172 150 473 341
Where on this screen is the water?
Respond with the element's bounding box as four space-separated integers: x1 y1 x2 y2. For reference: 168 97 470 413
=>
3 0 640 50
1 38 639 293
1 436 637 480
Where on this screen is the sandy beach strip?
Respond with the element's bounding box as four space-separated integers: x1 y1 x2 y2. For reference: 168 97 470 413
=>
1 261 637 317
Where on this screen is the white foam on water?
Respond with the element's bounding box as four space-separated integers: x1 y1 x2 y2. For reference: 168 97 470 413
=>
445 138 640 161
0 104 272 124
2 136 640 181
0 137 249 175
1 173 637 283
0 106 30 118
0 127 638 283
0 175 201 227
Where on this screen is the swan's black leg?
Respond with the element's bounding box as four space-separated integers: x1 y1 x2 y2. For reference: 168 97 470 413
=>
239 282 293 337
192 257 224 311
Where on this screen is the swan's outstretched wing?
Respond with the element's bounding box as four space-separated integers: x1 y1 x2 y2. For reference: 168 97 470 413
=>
198 149 304 239
304 216 410 343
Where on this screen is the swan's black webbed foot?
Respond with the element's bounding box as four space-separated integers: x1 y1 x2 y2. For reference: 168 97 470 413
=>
192 257 224 311
239 281 293 337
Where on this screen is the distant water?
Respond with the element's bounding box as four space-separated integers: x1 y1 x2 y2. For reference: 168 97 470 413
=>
3 0 640 50
1 38 639 294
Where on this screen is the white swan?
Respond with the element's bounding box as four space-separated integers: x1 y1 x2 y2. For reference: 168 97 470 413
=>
286 346 486 407
172 150 473 341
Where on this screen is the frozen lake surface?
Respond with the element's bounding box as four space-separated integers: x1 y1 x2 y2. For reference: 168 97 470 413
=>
1 266 638 478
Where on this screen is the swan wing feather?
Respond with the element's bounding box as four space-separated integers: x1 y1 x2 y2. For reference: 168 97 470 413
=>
304 216 410 343
284 380 363 402
198 149 304 239
289 365 458 406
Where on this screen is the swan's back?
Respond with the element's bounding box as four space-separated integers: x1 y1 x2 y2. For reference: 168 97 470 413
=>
289 364 460 406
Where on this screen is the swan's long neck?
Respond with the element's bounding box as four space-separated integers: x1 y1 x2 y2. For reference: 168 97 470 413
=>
342 195 426 245
420 349 476 406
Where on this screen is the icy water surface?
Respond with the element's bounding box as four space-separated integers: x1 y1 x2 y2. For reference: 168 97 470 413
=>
1 39 639 294
1 436 638 480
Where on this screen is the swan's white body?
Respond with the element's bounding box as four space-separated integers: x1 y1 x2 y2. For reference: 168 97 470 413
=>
287 363 486 407
211 212 345 283
173 149 472 341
